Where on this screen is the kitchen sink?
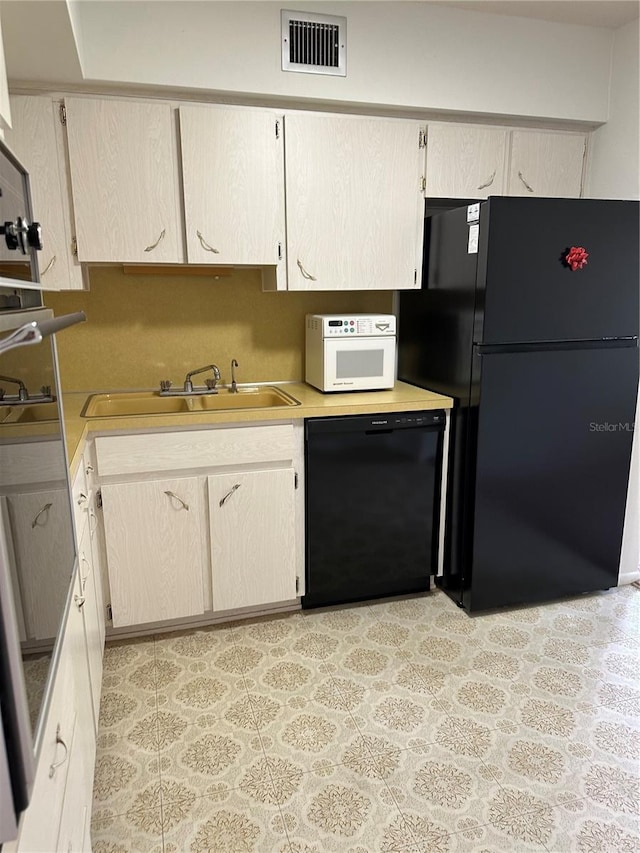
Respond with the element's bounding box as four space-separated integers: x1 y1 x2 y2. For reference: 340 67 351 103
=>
0 403 59 424
82 387 301 418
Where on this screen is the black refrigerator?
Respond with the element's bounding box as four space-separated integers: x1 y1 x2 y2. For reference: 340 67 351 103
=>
398 197 639 613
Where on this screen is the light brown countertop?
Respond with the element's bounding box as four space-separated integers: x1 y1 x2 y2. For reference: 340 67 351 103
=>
62 381 452 476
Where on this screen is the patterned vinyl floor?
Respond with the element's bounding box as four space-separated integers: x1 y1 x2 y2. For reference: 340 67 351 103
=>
91 585 639 852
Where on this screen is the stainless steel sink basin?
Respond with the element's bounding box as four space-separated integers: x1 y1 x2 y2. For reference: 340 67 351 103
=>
82 387 301 418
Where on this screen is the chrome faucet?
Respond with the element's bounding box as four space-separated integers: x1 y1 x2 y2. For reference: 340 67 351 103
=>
0 374 29 403
230 359 239 393
159 364 221 396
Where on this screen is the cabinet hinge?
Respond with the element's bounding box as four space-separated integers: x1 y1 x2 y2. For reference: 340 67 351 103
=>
294 471 299 489
275 120 280 139
418 128 426 149
71 236 78 257
277 242 283 261
295 576 300 594
96 489 103 509
420 176 426 193
59 103 67 126
107 604 113 621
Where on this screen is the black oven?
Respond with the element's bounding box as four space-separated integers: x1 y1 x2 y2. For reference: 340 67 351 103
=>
0 139 43 310
0 308 85 843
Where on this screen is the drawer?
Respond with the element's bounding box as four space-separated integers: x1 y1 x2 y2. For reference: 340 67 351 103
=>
94 424 295 476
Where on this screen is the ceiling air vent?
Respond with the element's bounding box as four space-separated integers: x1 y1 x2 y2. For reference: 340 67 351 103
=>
281 10 347 76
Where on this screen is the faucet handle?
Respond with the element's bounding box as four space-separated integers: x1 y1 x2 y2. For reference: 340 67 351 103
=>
205 378 218 391
160 379 172 392
41 385 51 397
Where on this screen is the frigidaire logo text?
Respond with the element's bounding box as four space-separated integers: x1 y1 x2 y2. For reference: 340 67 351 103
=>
371 420 388 425
589 422 635 432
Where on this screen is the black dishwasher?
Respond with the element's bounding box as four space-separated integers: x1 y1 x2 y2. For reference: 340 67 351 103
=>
303 410 445 609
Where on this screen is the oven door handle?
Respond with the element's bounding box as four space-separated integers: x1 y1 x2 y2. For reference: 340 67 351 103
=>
0 312 86 355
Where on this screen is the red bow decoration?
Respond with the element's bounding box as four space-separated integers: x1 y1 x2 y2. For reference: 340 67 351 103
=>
565 246 589 271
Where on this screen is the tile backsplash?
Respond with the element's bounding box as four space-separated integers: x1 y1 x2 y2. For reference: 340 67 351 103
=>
45 267 393 391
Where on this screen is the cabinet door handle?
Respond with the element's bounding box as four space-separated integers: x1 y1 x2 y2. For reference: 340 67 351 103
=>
74 594 86 609
77 491 88 506
517 171 535 193
219 483 241 507
49 725 69 777
144 228 166 252
89 507 98 535
196 230 220 254
80 554 91 590
40 255 57 276
31 502 53 528
164 490 190 511
477 170 496 190
296 259 317 281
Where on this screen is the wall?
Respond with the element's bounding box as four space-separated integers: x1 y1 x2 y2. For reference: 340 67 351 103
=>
64 1 612 123
45 267 392 391
586 19 640 199
0 8 10 135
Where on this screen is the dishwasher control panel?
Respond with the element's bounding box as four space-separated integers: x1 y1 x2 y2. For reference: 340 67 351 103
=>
306 410 445 436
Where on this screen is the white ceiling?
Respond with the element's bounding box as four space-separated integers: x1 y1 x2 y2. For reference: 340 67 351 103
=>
437 1 640 29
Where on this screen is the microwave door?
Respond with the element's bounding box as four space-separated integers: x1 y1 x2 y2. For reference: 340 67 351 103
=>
324 336 396 391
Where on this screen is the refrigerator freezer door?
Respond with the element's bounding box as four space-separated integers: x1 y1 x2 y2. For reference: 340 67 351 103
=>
478 198 639 345
464 344 638 612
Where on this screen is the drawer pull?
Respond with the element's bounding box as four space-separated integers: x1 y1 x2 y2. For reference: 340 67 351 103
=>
77 491 88 506
49 725 69 777
196 230 220 254
80 554 91 590
164 490 190 511
74 594 86 609
144 228 166 253
296 258 317 281
477 169 496 190
219 483 241 508
32 502 53 528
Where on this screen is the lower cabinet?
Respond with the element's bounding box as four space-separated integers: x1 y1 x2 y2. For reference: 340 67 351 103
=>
209 468 297 611
94 422 303 629
101 476 206 627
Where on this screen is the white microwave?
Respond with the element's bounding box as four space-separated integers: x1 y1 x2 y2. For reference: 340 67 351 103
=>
305 313 397 392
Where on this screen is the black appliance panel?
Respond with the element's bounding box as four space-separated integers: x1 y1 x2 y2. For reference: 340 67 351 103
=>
477 197 639 345
304 412 444 609
465 344 637 612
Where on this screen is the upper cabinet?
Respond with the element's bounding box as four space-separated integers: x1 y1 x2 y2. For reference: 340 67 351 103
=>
64 97 183 263
425 124 508 199
425 124 587 201
507 130 587 198
283 113 425 291
179 105 286 283
5 96 84 290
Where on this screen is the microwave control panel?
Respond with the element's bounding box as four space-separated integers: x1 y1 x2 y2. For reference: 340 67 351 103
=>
307 314 396 338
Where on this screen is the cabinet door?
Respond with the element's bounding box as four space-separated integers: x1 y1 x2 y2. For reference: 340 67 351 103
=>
425 123 507 199
284 113 424 290
5 96 84 290
6 489 74 640
65 97 182 263
209 468 296 611
180 106 285 269
507 130 586 198
101 477 205 627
